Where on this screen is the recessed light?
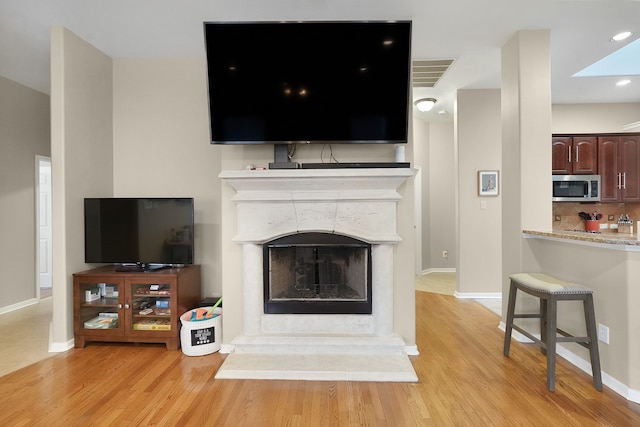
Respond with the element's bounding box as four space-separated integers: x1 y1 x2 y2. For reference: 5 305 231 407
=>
616 79 631 86
437 110 447 115
611 31 633 42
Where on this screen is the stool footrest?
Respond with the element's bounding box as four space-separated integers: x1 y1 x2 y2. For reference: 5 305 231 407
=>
510 324 546 349
513 313 543 319
556 336 591 344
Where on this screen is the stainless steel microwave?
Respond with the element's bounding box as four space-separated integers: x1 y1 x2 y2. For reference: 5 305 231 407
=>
552 175 601 202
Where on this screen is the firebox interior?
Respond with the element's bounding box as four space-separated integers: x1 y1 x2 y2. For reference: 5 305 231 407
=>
263 232 372 314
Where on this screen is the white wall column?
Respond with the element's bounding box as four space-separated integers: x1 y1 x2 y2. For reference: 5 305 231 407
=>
501 30 552 314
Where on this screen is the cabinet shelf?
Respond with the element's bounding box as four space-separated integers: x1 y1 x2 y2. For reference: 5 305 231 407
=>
73 265 201 350
81 298 119 308
132 314 171 319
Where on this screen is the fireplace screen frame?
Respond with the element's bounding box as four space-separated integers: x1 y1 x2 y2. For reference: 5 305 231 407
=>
263 232 373 314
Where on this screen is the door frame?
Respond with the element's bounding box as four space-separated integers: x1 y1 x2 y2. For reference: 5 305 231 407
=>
35 155 52 299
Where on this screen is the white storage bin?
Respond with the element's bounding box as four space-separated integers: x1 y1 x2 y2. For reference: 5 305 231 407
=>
180 307 222 356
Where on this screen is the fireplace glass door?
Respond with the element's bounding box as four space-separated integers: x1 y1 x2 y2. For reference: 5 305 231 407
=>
263 233 372 314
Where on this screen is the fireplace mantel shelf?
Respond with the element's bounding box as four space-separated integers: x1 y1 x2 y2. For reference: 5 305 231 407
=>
220 168 414 201
219 168 414 179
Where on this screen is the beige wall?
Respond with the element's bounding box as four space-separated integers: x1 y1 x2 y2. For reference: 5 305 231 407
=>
413 117 430 270
456 89 502 294
0 76 50 310
50 27 113 348
428 122 456 271
413 117 458 273
112 58 221 298
553 103 640 134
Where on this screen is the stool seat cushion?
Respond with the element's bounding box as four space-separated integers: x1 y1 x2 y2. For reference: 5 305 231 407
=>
509 273 593 295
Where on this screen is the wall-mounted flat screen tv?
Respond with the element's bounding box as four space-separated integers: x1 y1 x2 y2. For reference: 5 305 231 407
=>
84 198 194 270
204 21 412 145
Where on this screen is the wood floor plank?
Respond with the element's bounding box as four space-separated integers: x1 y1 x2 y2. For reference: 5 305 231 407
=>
1 290 639 426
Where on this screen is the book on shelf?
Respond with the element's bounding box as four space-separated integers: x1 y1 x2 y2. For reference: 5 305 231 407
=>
84 315 119 329
98 312 118 318
136 285 170 296
133 319 171 331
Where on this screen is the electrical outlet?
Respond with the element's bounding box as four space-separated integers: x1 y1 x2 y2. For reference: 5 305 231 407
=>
554 215 561 222
608 215 615 221
442 250 448 258
598 323 610 344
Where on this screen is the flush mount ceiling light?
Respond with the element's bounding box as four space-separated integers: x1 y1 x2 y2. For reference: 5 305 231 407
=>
414 98 437 112
611 31 633 42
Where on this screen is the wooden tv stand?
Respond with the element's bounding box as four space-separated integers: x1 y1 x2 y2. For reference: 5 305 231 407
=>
73 265 201 350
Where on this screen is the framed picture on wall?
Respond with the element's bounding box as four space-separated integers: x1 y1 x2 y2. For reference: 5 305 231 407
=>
478 170 499 196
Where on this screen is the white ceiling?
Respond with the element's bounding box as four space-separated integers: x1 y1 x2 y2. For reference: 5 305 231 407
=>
1 0 639 122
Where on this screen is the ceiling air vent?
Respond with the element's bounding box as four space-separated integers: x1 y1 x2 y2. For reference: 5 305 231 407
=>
412 59 455 88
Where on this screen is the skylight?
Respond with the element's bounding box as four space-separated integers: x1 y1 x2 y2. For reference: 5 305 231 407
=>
573 38 640 77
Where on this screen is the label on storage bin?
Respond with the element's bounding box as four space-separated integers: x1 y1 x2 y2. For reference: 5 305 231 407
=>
191 326 215 346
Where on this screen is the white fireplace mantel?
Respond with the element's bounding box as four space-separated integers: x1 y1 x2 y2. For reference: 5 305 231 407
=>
216 168 418 382
219 168 414 244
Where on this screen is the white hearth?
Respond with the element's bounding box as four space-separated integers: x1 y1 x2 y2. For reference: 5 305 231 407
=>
216 168 417 382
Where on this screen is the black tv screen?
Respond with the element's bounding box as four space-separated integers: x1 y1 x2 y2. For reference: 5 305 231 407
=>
84 198 194 267
204 21 412 145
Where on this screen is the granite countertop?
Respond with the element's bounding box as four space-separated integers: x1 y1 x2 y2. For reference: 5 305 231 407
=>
523 229 640 247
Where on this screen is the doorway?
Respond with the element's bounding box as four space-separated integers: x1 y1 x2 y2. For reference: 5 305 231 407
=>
36 156 52 299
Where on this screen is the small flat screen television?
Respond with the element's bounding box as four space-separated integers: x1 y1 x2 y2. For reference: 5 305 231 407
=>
203 21 412 145
84 198 194 270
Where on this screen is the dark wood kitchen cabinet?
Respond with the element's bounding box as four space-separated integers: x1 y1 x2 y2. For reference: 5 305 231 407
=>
598 135 640 202
552 136 597 174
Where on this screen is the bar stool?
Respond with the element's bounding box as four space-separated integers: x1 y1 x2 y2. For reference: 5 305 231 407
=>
503 273 602 392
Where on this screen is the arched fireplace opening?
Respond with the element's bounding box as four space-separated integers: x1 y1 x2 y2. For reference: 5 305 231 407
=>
263 232 372 314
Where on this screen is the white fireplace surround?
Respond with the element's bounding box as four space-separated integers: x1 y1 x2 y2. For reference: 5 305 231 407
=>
216 168 418 382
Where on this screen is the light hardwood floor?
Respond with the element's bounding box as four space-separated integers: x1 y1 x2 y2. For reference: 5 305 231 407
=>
1 289 639 425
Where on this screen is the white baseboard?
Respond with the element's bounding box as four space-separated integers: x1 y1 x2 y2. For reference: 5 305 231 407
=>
48 322 74 353
49 338 74 352
629 388 640 404
420 268 456 275
454 291 501 299
0 298 38 315
498 321 639 404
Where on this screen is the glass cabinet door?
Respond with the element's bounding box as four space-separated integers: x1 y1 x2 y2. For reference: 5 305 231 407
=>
128 282 173 333
77 281 121 332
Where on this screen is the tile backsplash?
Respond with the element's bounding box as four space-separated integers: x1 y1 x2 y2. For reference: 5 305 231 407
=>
553 202 640 232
